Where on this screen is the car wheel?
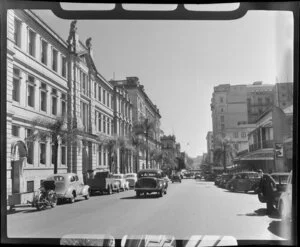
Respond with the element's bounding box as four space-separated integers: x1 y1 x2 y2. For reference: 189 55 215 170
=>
84 190 90 200
69 193 75 203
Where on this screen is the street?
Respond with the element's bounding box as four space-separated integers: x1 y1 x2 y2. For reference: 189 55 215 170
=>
7 179 291 241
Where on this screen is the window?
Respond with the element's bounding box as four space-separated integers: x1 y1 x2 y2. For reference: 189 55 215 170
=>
98 112 101 132
103 116 106 133
221 108 223 113
28 29 36 57
51 89 57 115
40 82 47 112
221 124 225 130
61 94 66 117
98 145 102 166
220 97 224 103
107 118 110 135
103 149 106 167
247 98 251 105
234 132 239 138
107 92 110 107
40 142 46 164
14 18 21 48
241 132 247 138
52 49 58 72
13 68 21 102
80 101 89 131
61 56 67 77
220 115 224 122
258 97 262 105
61 141 66 165
26 129 34 164
27 181 34 192
103 89 106 105
41 40 48 65
94 82 97 99
27 75 35 108
98 85 101 101
12 125 20 137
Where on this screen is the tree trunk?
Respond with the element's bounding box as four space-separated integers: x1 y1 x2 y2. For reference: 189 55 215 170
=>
54 140 59 174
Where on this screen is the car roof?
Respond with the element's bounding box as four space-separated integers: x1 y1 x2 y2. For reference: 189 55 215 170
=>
138 169 162 173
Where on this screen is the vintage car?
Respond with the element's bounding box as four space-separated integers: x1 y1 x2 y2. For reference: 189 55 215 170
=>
171 174 182 183
124 173 138 188
111 174 129 191
214 175 222 186
46 173 90 203
257 172 290 208
228 172 260 193
219 174 234 188
135 169 168 197
86 169 120 195
195 173 202 179
278 171 292 221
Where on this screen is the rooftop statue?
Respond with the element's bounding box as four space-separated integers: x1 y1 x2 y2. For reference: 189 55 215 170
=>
67 20 78 52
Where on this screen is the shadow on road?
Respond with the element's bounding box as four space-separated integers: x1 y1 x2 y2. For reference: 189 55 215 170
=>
120 194 160 200
268 220 292 240
237 208 281 219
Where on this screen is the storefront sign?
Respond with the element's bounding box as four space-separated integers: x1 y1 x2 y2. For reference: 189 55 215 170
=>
275 143 283 158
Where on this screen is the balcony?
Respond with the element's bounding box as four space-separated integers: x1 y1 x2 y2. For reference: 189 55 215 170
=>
249 140 274 152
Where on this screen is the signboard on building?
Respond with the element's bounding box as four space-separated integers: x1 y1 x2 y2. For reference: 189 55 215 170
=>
275 143 283 158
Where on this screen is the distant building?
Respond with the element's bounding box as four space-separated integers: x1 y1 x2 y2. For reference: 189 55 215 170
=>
273 82 293 109
206 131 214 164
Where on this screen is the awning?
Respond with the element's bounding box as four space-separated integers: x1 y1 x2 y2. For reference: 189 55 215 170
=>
238 149 274 161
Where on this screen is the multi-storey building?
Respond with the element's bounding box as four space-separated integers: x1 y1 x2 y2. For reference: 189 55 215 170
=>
206 131 214 164
7 10 133 196
112 83 134 173
110 77 161 170
246 81 274 123
273 82 293 109
236 105 293 172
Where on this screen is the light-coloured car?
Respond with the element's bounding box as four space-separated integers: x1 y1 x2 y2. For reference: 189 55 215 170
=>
278 171 292 221
111 174 129 191
46 173 90 203
124 173 137 189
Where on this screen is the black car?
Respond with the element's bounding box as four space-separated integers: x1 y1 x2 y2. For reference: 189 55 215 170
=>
171 174 182 183
135 169 168 197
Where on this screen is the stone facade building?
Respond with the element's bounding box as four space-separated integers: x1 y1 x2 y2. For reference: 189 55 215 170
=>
6 10 134 196
110 77 161 170
206 131 214 164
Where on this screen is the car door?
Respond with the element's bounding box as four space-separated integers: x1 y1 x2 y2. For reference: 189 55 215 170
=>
237 173 247 191
73 175 82 196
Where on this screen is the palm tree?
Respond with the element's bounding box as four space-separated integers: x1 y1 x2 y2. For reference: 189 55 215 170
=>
117 136 131 173
29 116 80 174
130 133 145 172
132 117 157 169
213 135 237 172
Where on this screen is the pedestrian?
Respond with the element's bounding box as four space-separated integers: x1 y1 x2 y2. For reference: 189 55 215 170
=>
260 174 277 215
258 169 263 178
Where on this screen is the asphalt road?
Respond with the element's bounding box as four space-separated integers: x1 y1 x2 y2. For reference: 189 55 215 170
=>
7 179 292 241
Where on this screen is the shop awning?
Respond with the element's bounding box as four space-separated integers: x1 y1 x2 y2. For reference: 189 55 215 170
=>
238 149 274 161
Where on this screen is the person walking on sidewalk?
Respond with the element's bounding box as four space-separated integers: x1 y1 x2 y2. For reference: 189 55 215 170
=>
259 173 277 215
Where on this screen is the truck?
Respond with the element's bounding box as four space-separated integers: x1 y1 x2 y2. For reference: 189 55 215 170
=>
86 169 120 195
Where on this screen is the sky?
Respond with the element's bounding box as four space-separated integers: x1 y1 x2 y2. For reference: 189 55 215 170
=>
33 6 293 158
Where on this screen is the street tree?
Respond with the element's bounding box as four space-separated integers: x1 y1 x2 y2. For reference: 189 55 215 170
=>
130 133 145 172
132 117 157 168
29 116 80 174
213 135 237 172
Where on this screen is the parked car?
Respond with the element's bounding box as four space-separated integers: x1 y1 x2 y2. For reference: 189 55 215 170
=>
257 172 290 207
111 174 129 191
219 174 234 188
171 174 182 183
86 169 120 195
46 173 90 203
195 173 202 179
228 172 260 193
124 173 138 189
135 169 168 197
277 171 292 221
205 173 216 181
